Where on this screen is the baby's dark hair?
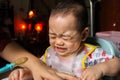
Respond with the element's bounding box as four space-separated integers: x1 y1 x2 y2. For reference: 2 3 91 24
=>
50 0 88 33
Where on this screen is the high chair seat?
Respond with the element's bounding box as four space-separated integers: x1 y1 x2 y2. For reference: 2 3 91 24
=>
85 37 119 57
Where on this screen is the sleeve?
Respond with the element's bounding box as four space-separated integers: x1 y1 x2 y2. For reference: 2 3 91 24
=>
0 30 11 52
85 48 113 67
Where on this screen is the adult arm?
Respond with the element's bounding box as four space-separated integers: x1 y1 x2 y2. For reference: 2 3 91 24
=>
0 30 78 80
1 42 79 80
0 41 63 80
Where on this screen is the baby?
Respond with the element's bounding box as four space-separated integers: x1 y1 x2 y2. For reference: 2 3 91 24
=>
8 0 119 80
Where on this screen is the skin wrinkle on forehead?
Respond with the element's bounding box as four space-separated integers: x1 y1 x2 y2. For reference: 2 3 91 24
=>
50 11 84 34
49 14 78 35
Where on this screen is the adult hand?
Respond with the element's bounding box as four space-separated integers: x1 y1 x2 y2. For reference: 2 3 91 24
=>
28 59 63 80
29 59 78 80
56 71 80 80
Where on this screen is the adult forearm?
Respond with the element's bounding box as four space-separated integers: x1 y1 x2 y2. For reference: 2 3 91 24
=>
0 42 78 80
1 42 34 62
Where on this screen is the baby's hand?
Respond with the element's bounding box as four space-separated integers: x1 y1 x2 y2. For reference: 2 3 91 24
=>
81 65 103 80
8 67 33 80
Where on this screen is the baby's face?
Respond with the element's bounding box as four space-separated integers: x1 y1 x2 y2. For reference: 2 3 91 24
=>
49 14 82 57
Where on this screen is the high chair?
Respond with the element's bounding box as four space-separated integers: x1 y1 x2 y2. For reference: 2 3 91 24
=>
85 37 119 80
86 37 119 57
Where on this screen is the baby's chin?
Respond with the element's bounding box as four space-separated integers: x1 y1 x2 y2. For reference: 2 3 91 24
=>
55 49 65 54
56 51 72 58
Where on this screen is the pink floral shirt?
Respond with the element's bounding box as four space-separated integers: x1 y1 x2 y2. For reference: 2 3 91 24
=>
41 44 113 78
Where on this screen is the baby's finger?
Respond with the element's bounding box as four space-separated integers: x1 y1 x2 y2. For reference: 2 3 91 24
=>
81 70 89 80
18 69 24 79
8 69 21 80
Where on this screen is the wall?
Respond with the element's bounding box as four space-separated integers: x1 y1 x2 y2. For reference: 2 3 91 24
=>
100 0 120 31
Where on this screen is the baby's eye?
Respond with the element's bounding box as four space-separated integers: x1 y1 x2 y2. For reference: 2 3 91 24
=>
62 36 71 40
49 35 56 39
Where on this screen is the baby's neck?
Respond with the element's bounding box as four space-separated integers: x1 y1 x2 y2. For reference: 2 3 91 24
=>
58 53 76 60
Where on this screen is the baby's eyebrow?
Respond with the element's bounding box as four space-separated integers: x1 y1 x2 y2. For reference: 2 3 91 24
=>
49 33 73 38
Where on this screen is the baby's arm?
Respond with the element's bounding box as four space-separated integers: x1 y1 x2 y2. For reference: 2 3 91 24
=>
81 47 120 80
8 67 33 80
81 57 120 80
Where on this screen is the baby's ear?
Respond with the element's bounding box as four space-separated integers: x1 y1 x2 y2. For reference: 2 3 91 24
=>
81 27 89 41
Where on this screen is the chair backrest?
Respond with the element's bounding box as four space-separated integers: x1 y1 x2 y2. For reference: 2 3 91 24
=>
85 37 119 57
85 37 119 80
